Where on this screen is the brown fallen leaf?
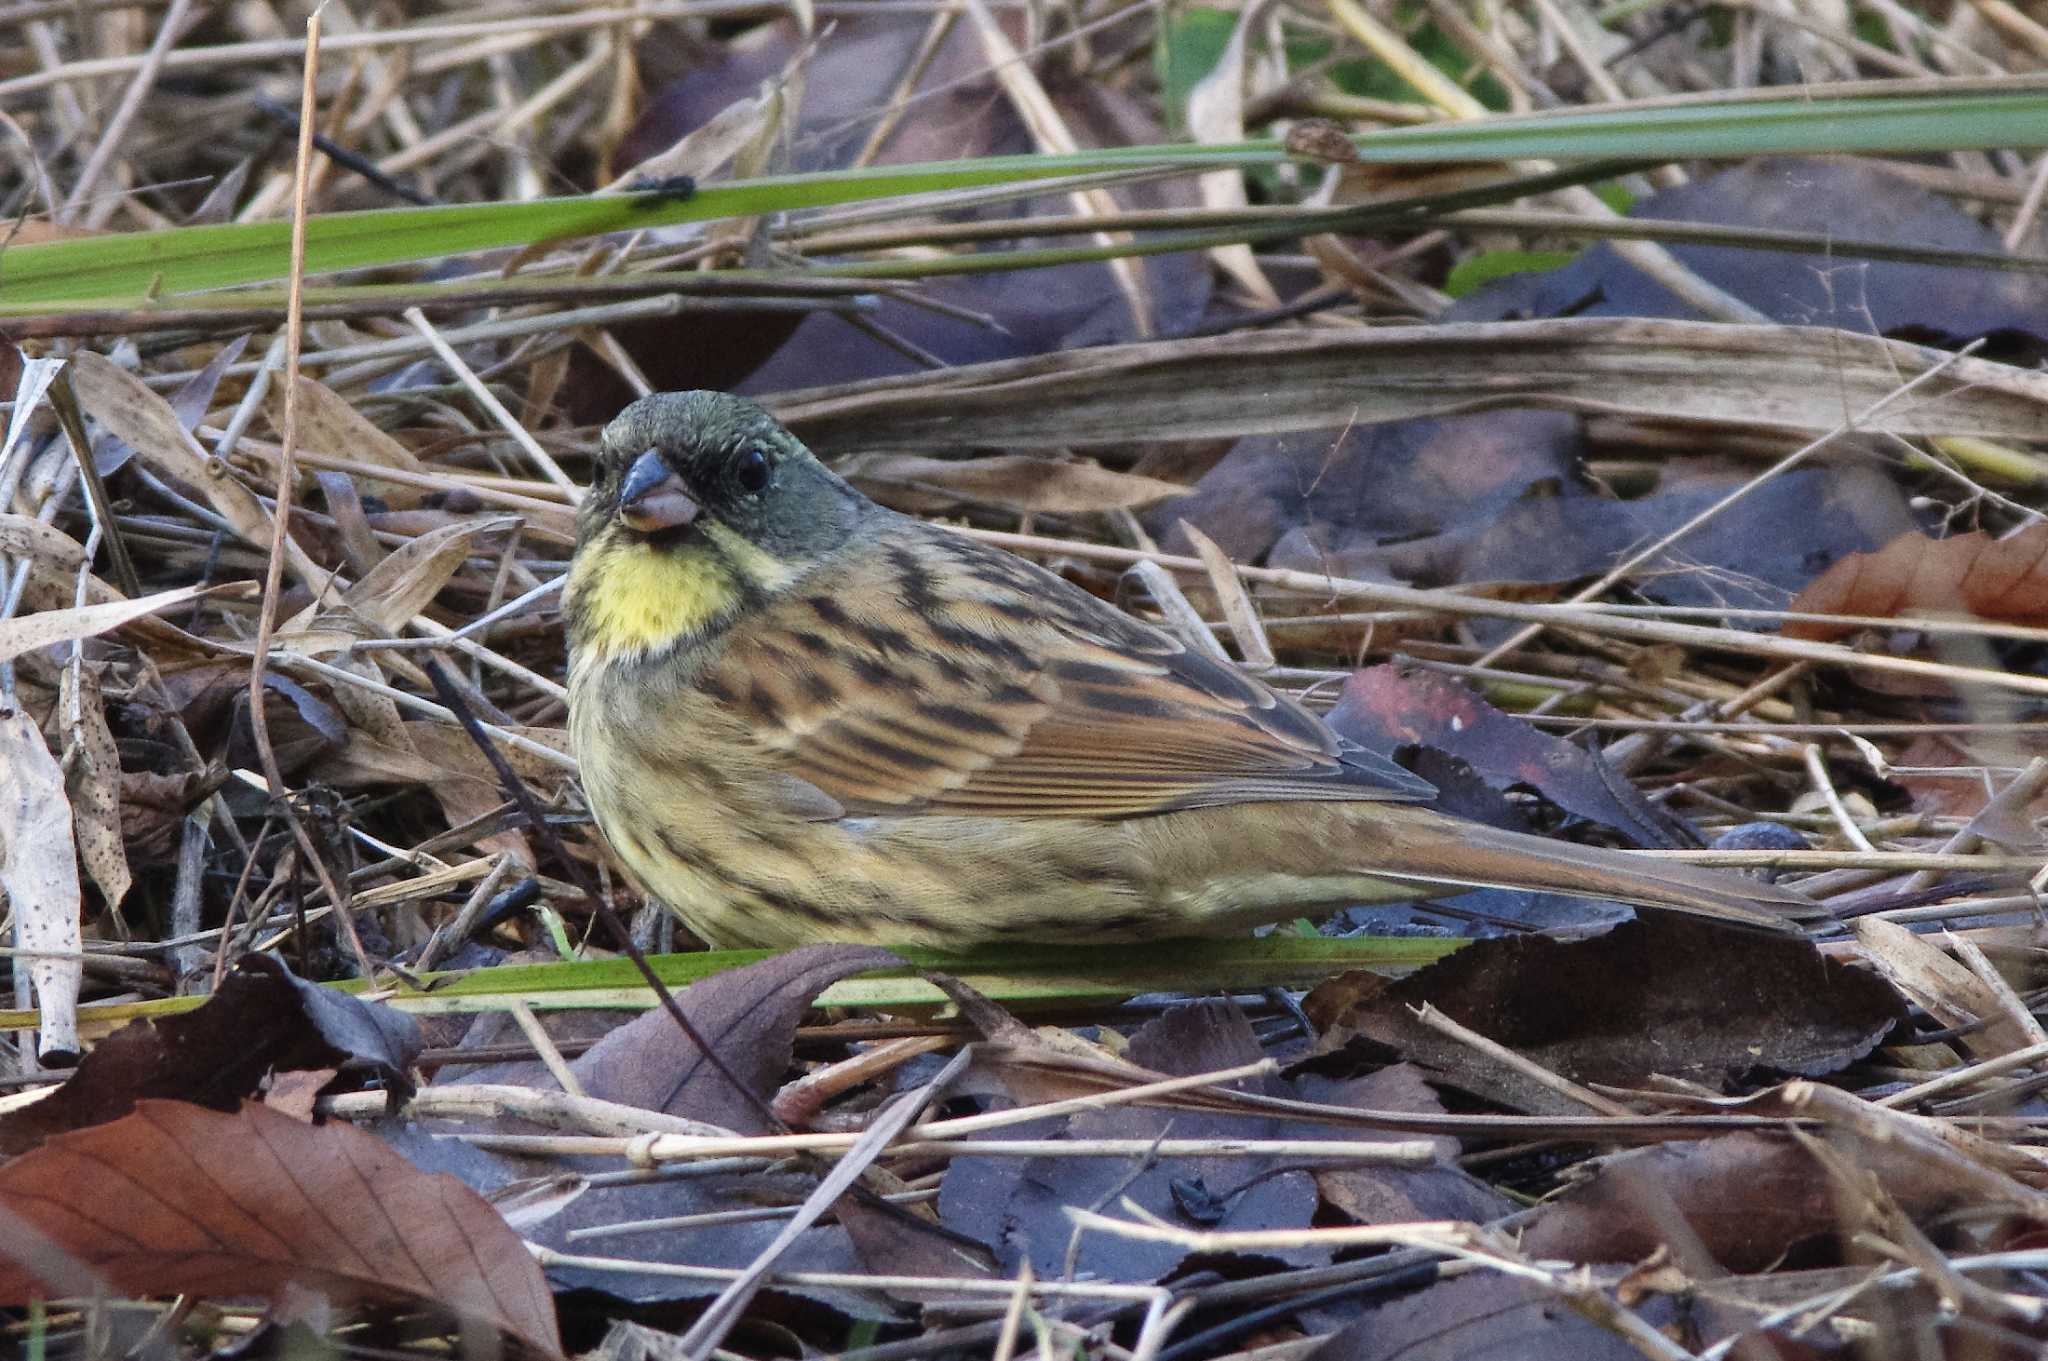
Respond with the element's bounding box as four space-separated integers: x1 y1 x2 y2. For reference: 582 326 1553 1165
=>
572 942 906 1134
1784 521 2048 641
68 351 329 595
428 944 920 1315
264 375 428 506
0 1100 562 1358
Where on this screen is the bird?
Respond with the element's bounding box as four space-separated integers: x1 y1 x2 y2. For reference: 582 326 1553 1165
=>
564 391 1821 951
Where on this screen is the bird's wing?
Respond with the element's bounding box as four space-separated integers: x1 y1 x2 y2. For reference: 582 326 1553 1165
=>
699 524 1434 818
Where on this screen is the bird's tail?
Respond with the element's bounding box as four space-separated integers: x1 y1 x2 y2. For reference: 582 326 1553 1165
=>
1339 803 1827 933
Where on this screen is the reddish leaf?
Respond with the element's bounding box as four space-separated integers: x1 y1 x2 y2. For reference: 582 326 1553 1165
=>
0 1101 561 1358
571 942 904 1134
1326 666 1697 849
1784 521 2048 641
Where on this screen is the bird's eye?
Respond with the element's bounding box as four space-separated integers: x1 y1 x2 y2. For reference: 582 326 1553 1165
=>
736 446 771 493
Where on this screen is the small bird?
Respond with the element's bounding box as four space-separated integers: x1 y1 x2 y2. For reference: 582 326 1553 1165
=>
565 392 1819 950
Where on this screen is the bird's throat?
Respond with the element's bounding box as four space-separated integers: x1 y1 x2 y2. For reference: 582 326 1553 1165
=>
569 536 743 661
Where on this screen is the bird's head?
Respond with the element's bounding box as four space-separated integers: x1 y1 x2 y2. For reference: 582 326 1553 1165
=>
569 391 865 663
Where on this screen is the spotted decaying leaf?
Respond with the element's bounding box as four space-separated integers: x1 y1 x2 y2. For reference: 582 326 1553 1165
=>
60 664 128 913
0 707 81 1059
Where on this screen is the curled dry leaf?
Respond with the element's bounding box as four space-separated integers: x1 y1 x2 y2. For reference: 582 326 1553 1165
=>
1308 917 1904 1110
1326 665 1697 849
1784 521 2048 641
0 708 81 1061
1184 0 1279 305
0 1100 561 1358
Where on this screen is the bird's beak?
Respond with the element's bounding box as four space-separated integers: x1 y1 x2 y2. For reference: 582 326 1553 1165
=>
618 449 700 534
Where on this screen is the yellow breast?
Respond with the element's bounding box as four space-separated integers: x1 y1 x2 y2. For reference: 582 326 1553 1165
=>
568 536 739 661
567 527 795 662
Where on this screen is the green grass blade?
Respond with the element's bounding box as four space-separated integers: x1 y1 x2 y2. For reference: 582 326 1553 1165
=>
0 936 1461 1031
2 88 2043 308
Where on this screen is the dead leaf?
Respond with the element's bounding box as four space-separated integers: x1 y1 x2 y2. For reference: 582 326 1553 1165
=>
1313 917 1905 1110
1459 158 2048 348
467 944 910 1312
59 665 128 913
777 319 2048 450
1313 1270 1668 1361
1301 1065 1514 1228
940 1001 1336 1283
0 952 421 1157
1784 522 2048 641
573 943 904 1133
0 1100 562 1358
0 515 89 602
1326 666 1699 849
1184 0 1279 306
839 452 1186 514
0 585 210 668
1853 917 2037 1060
68 351 327 593
340 515 519 636
0 707 81 1061
266 375 426 505
1519 1123 2007 1273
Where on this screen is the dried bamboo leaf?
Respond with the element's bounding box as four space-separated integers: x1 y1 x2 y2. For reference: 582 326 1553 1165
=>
1186 0 1280 305
267 376 428 506
838 452 1186 512
0 516 91 603
344 515 519 635
775 319 2048 450
0 585 209 667
1181 522 1275 668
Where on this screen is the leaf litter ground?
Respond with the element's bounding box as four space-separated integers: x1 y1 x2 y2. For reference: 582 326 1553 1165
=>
3 3 2048 1359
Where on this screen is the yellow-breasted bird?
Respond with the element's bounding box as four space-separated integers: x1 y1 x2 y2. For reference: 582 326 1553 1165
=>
566 391 1820 950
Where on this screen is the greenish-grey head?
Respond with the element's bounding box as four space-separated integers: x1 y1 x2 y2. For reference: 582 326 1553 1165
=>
583 391 867 564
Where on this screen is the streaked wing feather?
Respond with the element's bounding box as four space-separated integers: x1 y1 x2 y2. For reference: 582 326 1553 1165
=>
702 523 1433 817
